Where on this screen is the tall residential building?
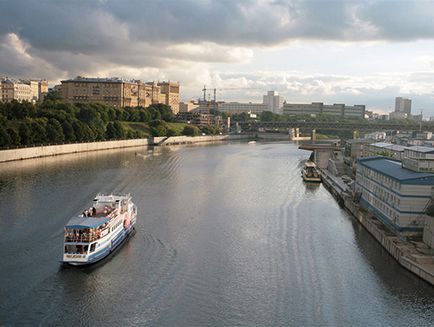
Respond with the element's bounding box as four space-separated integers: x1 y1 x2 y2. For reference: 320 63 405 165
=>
395 97 411 114
158 81 180 114
263 91 284 114
283 102 365 119
60 77 180 110
38 80 49 101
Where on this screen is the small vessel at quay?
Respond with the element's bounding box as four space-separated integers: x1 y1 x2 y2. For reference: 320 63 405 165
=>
62 193 137 265
302 161 321 183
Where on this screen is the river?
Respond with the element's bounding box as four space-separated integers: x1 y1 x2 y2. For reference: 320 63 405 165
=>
0 142 433 326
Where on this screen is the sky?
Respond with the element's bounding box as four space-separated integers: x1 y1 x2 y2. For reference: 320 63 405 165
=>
1 0 434 115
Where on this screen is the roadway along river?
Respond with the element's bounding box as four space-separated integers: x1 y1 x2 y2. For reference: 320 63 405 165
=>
0 142 433 326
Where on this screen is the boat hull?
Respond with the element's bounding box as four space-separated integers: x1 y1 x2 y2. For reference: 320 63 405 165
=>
63 224 135 266
302 175 322 183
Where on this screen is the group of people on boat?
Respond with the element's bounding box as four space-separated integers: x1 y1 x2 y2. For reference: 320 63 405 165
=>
82 207 97 217
65 228 101 243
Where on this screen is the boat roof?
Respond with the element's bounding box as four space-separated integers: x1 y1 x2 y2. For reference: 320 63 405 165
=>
94 193 131 203
65 216 110 229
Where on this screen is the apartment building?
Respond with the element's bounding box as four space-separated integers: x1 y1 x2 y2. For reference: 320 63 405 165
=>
61 77 180 110
1 78 32 102
263 91 284 114
395 97 412 114
356 156 434 234
158 81 180 113
0 78 48 103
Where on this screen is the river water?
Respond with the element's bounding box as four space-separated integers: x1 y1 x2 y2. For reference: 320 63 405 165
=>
0 142 433 326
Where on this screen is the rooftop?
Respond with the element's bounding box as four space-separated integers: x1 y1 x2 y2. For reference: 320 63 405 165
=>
358 156 434 183
370 142 406 152
403 146 434 153
65 216 109 229
61 76 138 83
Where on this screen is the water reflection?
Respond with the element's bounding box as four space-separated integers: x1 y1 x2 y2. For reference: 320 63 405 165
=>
1 142 433 326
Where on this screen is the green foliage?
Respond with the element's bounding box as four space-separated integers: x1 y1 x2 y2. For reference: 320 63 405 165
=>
46 118 65 143
7 128 20 146
260 111 275 122
166 128 178 137
62 120 76 142
231 112 250 122
148 103 173 121
0 126 12 147
106 121 126 139
30 120 47 144
377 150 393 157
0 100 177 147
19 123 33 145
202 125 219 135
182 125 200 136
149 119 168 136
43 89 62 102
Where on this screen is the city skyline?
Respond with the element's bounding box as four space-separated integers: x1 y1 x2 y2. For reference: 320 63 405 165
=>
1 1 434 113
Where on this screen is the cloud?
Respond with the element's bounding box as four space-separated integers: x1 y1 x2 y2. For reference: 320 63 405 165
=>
184 70 434 115
1 0 434 113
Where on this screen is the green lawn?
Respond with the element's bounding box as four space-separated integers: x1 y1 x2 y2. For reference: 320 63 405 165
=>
166 122 189 134
121 121 190 137
121 122 151 137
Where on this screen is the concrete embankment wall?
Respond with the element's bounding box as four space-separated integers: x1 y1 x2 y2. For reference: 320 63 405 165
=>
151 134 251 145
321 171 434 286
0 139 149 163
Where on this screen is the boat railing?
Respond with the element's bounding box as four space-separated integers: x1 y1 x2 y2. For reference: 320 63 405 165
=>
64 233 100 243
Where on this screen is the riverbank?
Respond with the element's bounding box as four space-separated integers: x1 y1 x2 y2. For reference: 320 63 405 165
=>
150 134 252 146
0 134 254 163
321 169 434 286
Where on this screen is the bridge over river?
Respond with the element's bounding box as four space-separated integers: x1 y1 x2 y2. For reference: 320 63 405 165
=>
236 120 432 132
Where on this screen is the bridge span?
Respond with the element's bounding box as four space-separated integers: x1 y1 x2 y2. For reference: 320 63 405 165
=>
235 120 432 132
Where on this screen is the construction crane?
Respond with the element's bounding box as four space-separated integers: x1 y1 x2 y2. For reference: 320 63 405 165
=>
201 85 264 102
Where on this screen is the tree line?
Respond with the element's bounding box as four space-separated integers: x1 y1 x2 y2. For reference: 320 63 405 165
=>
0 99 177 148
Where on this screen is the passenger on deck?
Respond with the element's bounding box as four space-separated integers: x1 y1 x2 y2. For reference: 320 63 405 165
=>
92 207 96 216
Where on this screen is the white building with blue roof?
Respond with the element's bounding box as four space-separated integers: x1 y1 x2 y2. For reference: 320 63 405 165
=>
355 156 434 235
402 146 434 173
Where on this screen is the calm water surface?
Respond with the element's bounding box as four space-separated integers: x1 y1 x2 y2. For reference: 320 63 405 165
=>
0 142 433 326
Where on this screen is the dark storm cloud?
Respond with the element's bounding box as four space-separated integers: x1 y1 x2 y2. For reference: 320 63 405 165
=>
1 0 434 79
1 0 434 49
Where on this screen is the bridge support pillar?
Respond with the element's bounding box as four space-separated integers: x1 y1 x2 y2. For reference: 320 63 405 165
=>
311 129 317 142
289 128 300 140
353 130 360 139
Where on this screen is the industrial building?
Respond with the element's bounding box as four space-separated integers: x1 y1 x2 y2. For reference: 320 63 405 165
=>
367 142 406 161
355 156 434 234
282 102 365 119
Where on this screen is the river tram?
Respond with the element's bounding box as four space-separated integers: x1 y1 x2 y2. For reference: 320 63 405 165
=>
62 193 137 266
302 161 321 183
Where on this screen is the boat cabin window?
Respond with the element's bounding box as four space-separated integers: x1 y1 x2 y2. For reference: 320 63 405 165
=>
90 243 96 253
65 245 87 254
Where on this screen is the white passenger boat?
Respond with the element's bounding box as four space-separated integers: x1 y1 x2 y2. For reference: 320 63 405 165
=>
62 193 137 266
302 161 321 183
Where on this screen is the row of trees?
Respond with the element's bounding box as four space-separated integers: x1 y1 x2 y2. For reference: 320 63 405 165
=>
0 100 175 148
